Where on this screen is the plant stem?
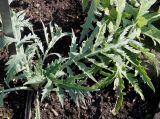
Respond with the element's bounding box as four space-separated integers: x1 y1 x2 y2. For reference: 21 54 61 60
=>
35 91 41 119
0 86 32 94
25 91 33 119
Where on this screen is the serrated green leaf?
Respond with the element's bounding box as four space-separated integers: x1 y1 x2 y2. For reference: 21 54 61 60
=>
137 64 155 92
43 23 69 62
45 60 61 79
0 36 17 48
142 25 160 45
144 12 160 24
68 89 79 106
112 77 125 115
116 0 126 28
54 80 95 91
94 21 107 47
80 0 100 42
57 87 64 107
5 53 26 82
24 74 45 85
47 32 68 51
124 45 140 54
74 62 97 83
123 48 157 91
87 58 108 69
123 49 139 66
137 0 157 18
41 79 53 102
17 34 37 48
25 43 37 62
65 74 86 83
107 21 114 33
11 10 32 40
91 72 117 89
41 20 49 45
140 48 160 76
80 37 94 54
124 73 144 100
118 25 132 43
69 30 78 58
36 40 44 54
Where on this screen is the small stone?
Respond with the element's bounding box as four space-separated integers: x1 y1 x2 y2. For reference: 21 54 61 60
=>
35 4 40 8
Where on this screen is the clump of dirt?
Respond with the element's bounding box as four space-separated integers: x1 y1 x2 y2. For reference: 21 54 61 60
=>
0 48 8 84
0 49 8 61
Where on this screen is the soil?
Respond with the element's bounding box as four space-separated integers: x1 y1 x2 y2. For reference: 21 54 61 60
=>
10 0 84 31
0 0 159 119
37 84 160 119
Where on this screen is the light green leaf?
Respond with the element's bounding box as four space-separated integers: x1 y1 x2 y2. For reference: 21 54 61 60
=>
0 36 17 48
24 75 45 85
144 12 160 24
17 34 37 47
107 21 114 33
69 30 78 57
124 45 141 54
94 21 107 47
74 62 97 83
112 77 125 115
87 58 108 69
137 64 155 92
141 48 160 76
41 20 49 45
5 53 26 82
80 0 100 42
124 73 144 100
57 87 64 107
41 79 53 101
25 43 38 62
54 80 95 91
45 61 61 79
137 0 157 18
142 25 160 45
91 72 117 89
80 37 94 54
116 0 126 28
68 89 79 107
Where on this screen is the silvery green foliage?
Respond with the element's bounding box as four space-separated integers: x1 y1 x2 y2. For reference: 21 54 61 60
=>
78 0 160 115
80 0 102 42
1 10 91 112
0 11 36 83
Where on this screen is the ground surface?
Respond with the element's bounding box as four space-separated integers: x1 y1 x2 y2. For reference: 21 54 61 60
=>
0 0 160 119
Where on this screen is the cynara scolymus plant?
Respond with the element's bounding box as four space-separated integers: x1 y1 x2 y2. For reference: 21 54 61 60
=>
0 10 93 118
78 0 160 114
